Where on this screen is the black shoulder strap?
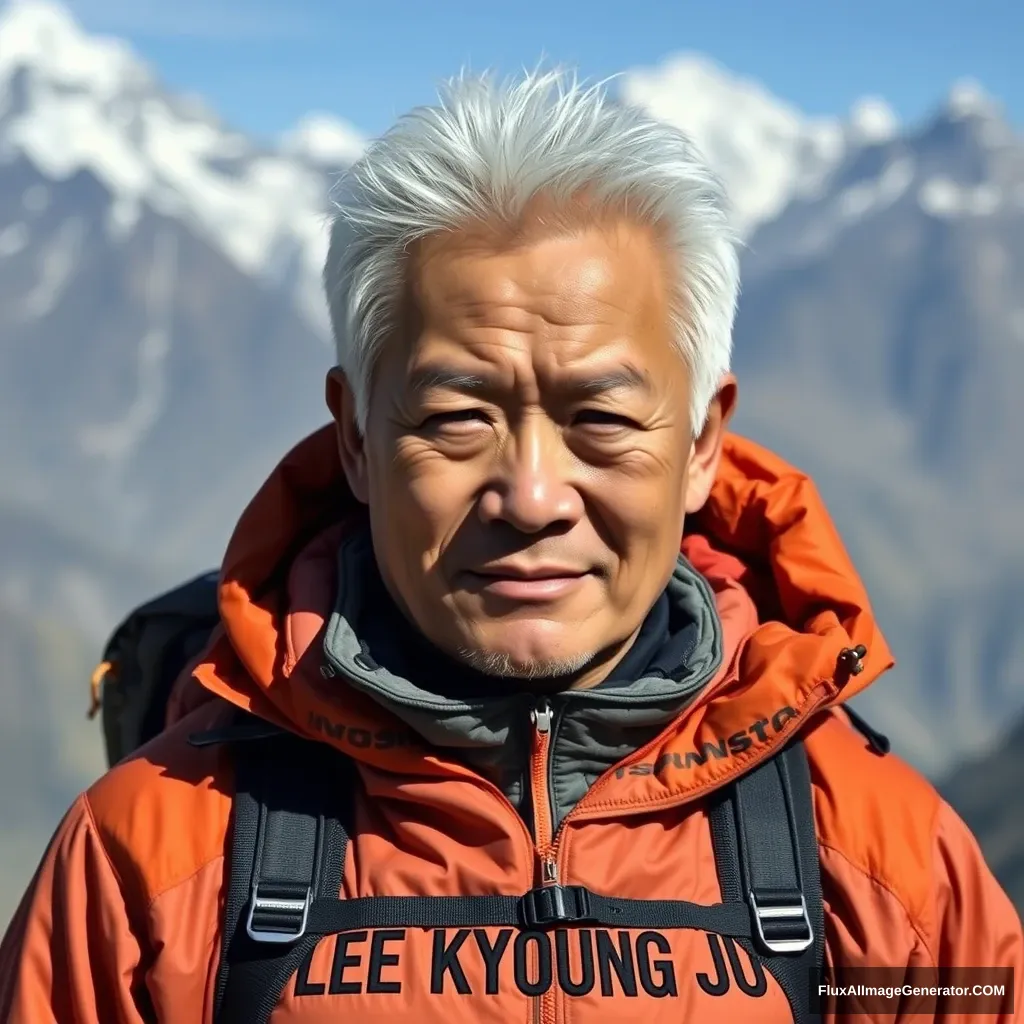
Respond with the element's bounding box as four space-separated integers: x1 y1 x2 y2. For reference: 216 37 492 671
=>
844 706 891 755
708 738 825 1024
206 722 356 1024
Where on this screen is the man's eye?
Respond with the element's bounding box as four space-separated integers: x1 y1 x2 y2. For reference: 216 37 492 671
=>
421 409 489 429
574 410 636 429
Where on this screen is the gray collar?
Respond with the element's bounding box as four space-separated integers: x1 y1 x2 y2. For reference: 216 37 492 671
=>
323 531 723 829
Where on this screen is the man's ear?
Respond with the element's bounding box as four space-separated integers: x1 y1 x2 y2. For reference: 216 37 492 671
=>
684 374 738 514
326 367 369 505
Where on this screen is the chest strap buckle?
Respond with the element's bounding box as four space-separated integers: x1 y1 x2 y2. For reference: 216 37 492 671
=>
520 884 595 930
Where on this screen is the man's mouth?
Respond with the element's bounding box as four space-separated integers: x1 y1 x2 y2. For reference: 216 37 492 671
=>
464 564 592 602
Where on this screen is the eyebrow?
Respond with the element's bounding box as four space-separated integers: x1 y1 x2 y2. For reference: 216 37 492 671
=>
407 368 489 395
406 364 652 399
571 366 653 397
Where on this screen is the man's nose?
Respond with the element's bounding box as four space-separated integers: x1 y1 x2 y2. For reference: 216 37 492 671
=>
477 418 584 533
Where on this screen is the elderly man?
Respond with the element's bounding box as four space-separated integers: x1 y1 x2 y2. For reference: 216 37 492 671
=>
1 69 1021 1024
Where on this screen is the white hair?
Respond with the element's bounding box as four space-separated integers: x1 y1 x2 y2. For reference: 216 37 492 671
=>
323 67 740 437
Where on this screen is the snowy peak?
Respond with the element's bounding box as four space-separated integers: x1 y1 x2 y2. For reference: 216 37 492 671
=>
618 53 1014 246
740 81 1021 274
944 78 1003 122
1 0 1016 333
847 97 899 145
618 54 916 236
0 0 149 100
279 113 366 169
918 78 1018 161
0 0 366 332
620 52 846 234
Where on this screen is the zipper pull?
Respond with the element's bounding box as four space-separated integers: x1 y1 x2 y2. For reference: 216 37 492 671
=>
531 699 553 734
542 857 559 884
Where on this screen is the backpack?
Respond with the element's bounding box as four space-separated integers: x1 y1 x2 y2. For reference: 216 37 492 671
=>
88 570 222 765
89 572 888 1024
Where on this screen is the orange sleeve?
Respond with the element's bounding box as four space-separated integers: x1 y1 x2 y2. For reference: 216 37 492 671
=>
922 800 1023 1022
0 795 152 1024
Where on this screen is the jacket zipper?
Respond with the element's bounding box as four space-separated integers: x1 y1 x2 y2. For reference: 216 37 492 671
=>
529 698 560 1024
529 698 559 881
524 685 833 1023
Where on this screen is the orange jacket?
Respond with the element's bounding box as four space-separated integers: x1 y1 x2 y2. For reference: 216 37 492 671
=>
1 427 1021 1023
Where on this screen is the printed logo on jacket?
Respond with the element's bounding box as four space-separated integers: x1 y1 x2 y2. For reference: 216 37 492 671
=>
293 927 772 1002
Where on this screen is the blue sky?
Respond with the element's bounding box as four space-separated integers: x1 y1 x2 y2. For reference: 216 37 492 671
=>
66 0 1022 143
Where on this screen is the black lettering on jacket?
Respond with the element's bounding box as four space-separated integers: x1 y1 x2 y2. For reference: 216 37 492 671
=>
431 929 472 994
727 731 752 754
702 736 727 759
636 932 677 997
696 934 767 997
329 931 367 994
348 727 372 748
771 706 798 733
367 929 405 994
725 936 767 996
294 944 326 996
513 932 552 996
307 711 412 750
596 930 639 997
292 924 775 1002
473 928 512 995
613 705 799 779
309 712 345 741
683 739 728 769
556 929 595 996
748 718 770 743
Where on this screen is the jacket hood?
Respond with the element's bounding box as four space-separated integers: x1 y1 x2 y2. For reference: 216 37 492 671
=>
192 424 894 805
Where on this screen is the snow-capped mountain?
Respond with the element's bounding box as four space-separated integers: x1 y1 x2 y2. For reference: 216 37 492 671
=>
280 112 366 169
621 52 874 234
0 0 365 567
1 0 899 326
728 83 1024 776
0 0 364 334
744 80 1024 280
0 0 1022 928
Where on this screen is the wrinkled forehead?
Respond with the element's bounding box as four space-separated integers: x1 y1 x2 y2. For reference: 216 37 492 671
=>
393 215 680 377
408 200 674 299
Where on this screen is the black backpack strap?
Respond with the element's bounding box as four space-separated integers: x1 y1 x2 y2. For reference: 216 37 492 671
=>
843 706 891 756
708 738 825 1024
209 723 356 1024
299 887 754 934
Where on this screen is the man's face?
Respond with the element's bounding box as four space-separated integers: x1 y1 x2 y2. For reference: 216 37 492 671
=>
333 213 731 687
